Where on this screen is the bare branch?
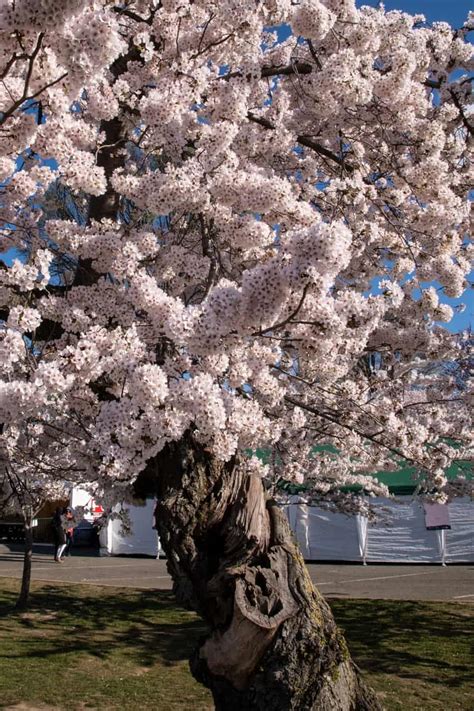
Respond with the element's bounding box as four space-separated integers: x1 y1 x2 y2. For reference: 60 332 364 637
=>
255 283 311 337
112 4 159 25
0 56 68 128
247 111 357 172
223 61 313 82
285 395 420 466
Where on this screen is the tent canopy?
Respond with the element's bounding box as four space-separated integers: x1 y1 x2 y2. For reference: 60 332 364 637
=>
252 448 473 496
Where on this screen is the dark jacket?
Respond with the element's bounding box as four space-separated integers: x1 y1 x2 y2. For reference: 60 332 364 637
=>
52 510 66 545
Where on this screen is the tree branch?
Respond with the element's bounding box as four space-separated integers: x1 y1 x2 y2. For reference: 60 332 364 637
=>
255 283 311 337
112 5 158 25
247 112 357 172
222 61 313 83
285 395 420 467
0 68 68 126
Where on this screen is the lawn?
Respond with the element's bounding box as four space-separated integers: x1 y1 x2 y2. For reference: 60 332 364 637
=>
0 578 472 711
331 598 473 711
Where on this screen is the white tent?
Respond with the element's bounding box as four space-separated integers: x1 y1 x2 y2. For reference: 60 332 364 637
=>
69 489 160 555
283 496 473 564
99 499 160 557
71 487 473 562
286 501 362 561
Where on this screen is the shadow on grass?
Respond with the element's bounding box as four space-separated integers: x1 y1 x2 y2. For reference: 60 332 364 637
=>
330 598 473 689
0 583 472 695
0 584 207 668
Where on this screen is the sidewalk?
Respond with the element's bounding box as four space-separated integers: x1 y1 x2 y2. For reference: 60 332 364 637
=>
0 543 473 601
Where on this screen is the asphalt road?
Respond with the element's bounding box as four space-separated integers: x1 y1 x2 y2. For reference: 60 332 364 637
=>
1 543 472 601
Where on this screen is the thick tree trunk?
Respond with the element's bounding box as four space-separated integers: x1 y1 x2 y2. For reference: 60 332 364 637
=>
138 435 382 711
16 516 33 610
73 47 140 288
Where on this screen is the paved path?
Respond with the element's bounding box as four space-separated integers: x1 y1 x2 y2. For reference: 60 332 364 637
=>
0 544 472 601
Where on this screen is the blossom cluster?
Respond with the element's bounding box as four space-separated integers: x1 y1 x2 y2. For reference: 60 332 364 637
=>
0 0 472 507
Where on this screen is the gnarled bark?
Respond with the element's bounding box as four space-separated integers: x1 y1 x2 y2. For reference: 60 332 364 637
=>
136 434 382 711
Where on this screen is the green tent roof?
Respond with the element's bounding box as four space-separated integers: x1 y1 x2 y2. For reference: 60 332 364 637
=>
372 460 473 496
253 448 473 496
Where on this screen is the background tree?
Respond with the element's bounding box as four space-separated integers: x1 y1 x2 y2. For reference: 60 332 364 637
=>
0 1 472 708
0 429 71 609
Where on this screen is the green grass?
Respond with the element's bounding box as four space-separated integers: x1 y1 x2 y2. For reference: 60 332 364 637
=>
0 579 472 711
331 599 474 711
0 578 212 710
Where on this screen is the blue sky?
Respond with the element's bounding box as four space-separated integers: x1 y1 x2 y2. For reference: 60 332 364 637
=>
360 1 473 332
359 0 472 27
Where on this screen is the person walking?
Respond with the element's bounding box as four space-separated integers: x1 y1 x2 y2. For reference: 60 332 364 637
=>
63 508 76 557
51 507 67 562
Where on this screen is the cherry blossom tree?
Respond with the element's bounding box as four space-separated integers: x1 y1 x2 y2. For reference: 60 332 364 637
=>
0 429 72 608
0 0 472 707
